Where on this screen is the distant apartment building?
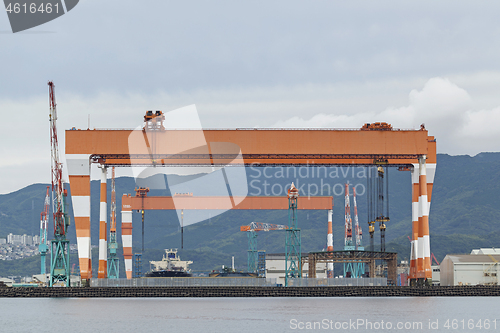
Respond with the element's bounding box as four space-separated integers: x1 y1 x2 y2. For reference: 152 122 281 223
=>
0 238 6 245
22 234 33 246
7 233 23 245
6 233 40 246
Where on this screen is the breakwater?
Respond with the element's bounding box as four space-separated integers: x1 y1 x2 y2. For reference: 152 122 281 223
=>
1 286 500 297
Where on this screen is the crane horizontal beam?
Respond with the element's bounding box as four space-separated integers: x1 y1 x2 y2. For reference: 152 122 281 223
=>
122 195 333 211
66 128 436 166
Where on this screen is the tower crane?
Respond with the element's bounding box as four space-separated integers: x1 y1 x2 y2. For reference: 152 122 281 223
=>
285 182 301 286
351 186 366 277
48 81 70 287
240 222 289 273
107 167 119 278
353 187 363 251
344 184 354 251
39 186 50 278
344 183 365 277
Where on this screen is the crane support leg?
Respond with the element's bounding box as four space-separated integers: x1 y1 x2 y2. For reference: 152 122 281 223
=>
327 210 334 278
122 209 133 279
418 155 432 285
98 166 108 278
247 230 258 273
67 170 92 282
409 164 419 286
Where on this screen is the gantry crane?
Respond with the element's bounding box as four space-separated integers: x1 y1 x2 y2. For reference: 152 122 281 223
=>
107 167 119 278
240 222 289 273
48 81 70 287
66 118 436 285
39 186 50 277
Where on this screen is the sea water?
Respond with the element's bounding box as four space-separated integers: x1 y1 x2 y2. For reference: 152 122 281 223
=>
0 297 498 332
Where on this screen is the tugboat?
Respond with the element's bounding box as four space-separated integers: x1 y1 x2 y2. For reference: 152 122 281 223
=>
145 249 193 277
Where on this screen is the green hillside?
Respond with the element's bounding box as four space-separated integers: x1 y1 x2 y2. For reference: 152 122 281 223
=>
1 152 500 276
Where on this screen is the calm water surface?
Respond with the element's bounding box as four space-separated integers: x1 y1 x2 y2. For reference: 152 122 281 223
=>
1 297 499 332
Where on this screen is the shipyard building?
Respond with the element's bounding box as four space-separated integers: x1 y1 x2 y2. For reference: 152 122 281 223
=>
440 248 500 286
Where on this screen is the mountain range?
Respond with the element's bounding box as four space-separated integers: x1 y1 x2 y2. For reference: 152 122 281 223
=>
1 152 500 277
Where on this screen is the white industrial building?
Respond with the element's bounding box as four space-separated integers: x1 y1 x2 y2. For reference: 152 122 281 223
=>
440 249 500 286
431 265 440 285
265 253 327 285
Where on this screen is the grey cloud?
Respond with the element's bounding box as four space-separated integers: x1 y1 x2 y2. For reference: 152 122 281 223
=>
1 1 500 99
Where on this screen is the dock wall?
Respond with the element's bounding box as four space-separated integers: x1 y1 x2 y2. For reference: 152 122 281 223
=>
1 286 500 297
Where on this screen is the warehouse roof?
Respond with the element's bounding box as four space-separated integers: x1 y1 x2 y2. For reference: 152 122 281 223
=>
470 248 500 255
445 254 500 264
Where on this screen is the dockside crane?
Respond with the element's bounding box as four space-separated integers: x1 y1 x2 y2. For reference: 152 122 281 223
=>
48 81 70 287
240 222 289 273
350 186 366 277
353 187 363 251
39 186 50 277
343 183 363 277
107 167 119 278
285 183 301 286
344 184 354 251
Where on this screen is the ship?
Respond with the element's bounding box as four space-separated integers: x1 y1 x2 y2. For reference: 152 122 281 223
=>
145 249 193 278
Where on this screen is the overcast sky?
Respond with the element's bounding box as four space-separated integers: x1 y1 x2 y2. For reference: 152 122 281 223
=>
1 1 500 193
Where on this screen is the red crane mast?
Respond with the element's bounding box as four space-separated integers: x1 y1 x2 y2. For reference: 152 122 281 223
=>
48 81 70 286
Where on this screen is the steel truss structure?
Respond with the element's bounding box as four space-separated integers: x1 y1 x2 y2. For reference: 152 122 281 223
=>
306 250 397 285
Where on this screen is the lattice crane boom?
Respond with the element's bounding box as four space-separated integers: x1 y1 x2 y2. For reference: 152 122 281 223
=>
49 82 63 227
41 186 50 244
48 81 70 287
353 186 363 250
39 186 50 276
344 183 354 249
240 222 289 232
